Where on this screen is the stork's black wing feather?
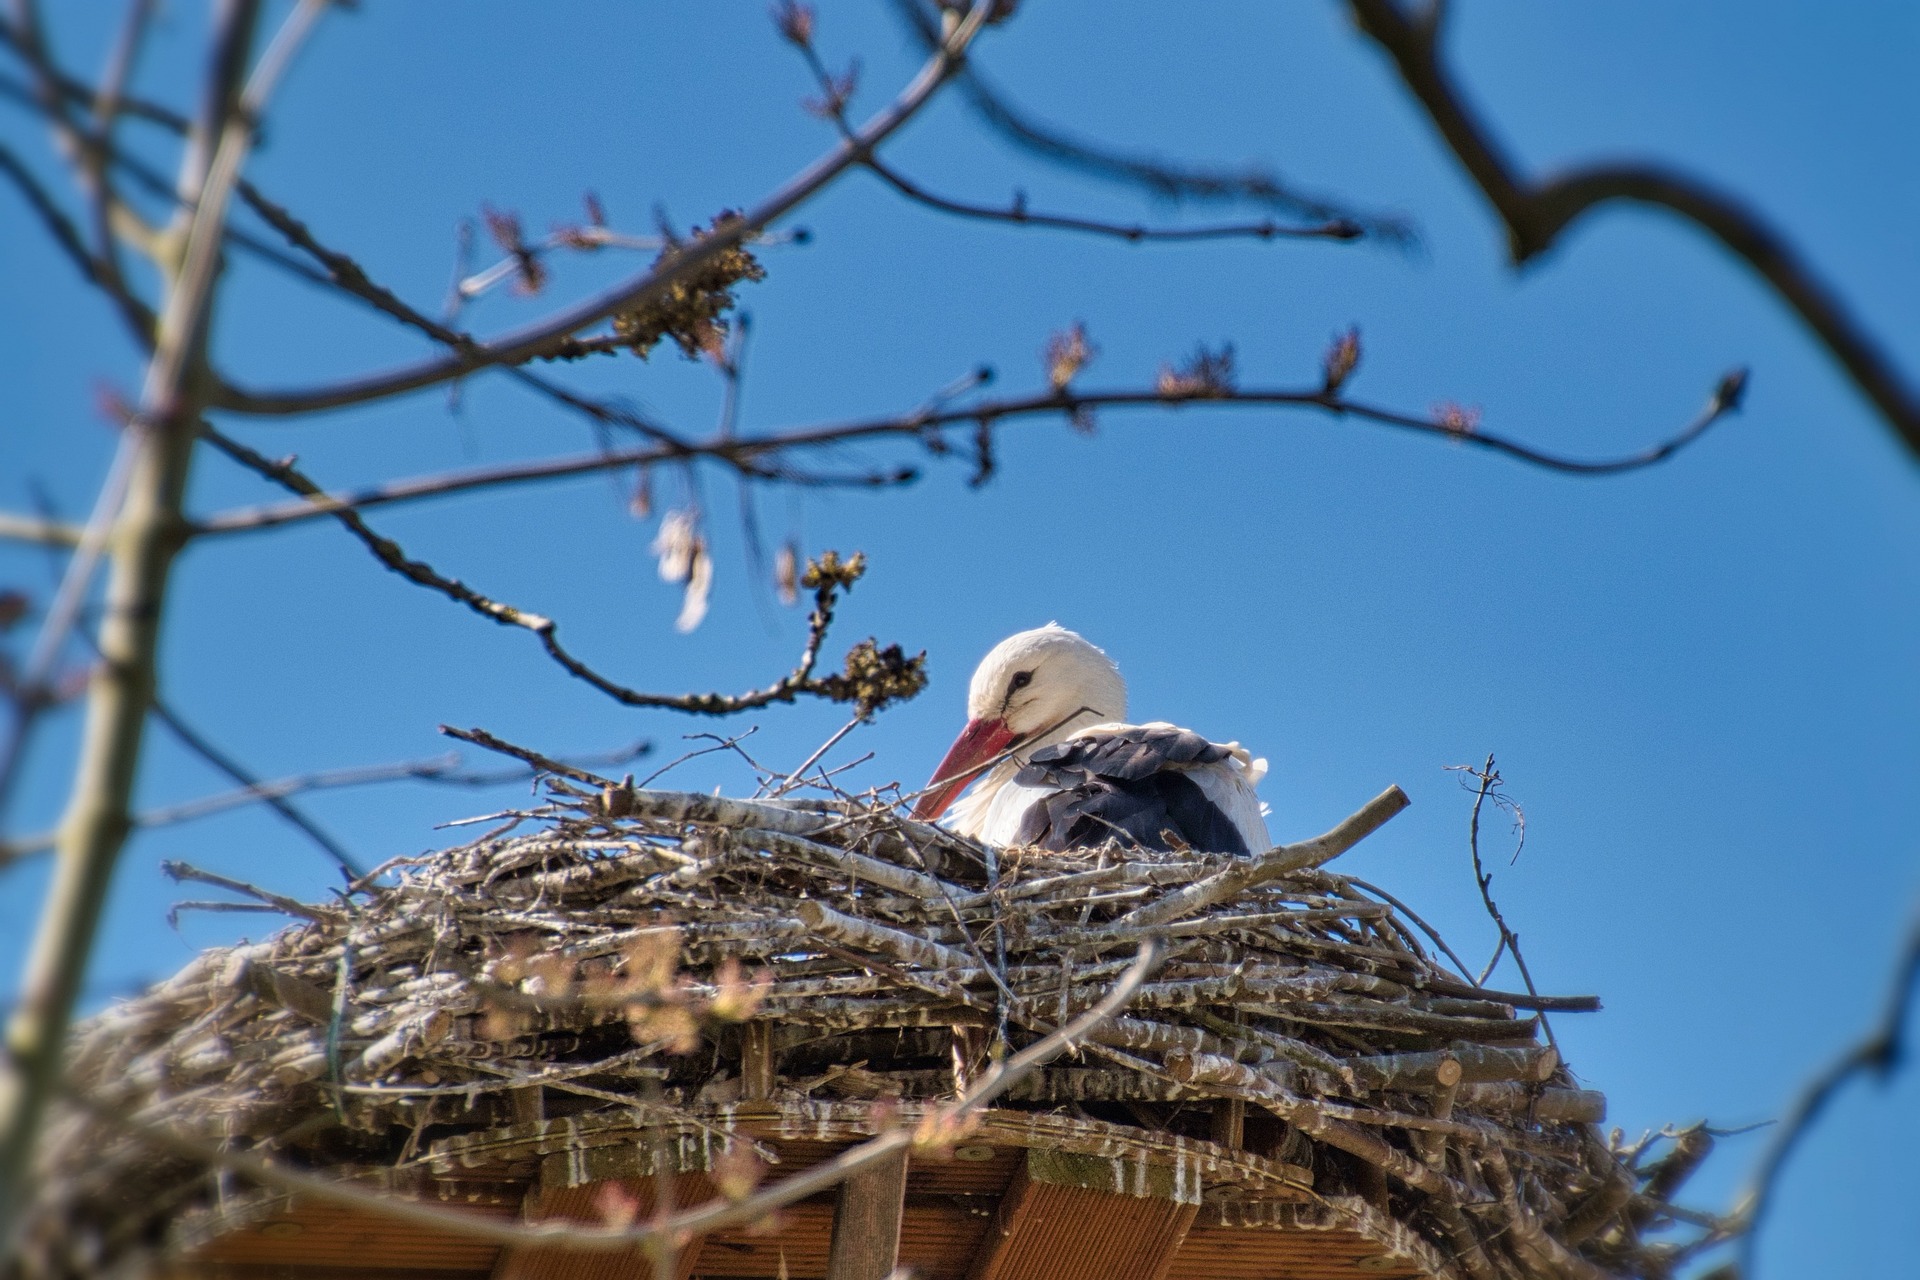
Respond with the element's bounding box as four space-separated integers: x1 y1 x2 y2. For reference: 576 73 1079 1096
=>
1011 726 1249 855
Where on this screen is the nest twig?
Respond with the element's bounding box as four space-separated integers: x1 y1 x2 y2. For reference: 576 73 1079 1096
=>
14 765 1731 1279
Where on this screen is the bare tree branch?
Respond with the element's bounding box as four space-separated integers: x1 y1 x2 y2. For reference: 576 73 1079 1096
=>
0 141 148 332
0 742 652 869
72 0 159 343
0 55 421 304
204 2 1001 418
0 16 189 135
781 16 1363 247
191 365 1745 540
0 476 367 879
1735 909 1920 1277
859 151 1365 244
0 7 158 344
886 0 1410 240
1346 0 1920 460
145 696 366 879
0 512 83 548
200 427 927 718
0 433 140 823
0 0 327 1240
227 179 696 449
159 859 329 923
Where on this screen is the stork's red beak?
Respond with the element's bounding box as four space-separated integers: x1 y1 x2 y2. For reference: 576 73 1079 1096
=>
912 717 1018 821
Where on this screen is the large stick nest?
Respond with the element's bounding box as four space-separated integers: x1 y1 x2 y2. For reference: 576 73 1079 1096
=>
15 778 1724 1279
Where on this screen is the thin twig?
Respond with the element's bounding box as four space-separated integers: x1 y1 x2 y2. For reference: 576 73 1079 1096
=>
146 697 366 877
862 151 1365 244
228 179 694 449
159 860 329 922
1344 875 1478 983
0 144 133 317
1455 754 1554 1052
0 8 158 343
0 16 188 133
766 712 866 798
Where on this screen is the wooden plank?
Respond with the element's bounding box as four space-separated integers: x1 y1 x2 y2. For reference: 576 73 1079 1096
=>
191 1199 511 1272
491 1170 707 1280
824 1149 909 1280
1177 1199 1445 1279
965 1149 1200 1280
170 1268 496 1280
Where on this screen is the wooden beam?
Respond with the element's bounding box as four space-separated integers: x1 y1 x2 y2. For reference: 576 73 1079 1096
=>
825 1148 910 1280
966 1149 1200 1280
741 1022 775 1102
1208 1098 1245 1151
491 1156 710 1280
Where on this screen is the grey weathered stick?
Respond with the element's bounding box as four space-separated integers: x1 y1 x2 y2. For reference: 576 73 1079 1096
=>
1346 1045 1558 1090
797 900 975 973
1114 785 1410 929
743 828 959 901
1163 1049 1465 1201
1480 1148 1617 1280
1456 1083 1605 1126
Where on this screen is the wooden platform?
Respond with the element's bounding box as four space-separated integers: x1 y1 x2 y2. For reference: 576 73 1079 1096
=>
165 1102 1449 1280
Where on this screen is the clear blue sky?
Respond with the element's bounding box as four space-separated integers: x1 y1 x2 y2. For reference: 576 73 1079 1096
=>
4 4 1917 1275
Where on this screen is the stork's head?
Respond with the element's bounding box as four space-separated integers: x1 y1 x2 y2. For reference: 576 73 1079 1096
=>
911 624 1127 821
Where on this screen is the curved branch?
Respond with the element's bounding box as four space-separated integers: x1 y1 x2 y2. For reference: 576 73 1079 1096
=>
1347 0 1920 459
194 368 1744 539
886 0 1408 240
0 18 189 135
860 152 1363 243
200 427 920 718
782 27 1363 247
1736 910 1920 1276
206 2 999 418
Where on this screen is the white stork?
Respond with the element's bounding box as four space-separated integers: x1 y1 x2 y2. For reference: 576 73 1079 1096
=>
911 624 1270 854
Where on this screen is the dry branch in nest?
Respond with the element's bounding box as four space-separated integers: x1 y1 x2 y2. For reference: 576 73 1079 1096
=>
13 762 1729 1279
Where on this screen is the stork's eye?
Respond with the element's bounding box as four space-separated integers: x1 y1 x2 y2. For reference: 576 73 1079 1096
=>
1009 670 1034 692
